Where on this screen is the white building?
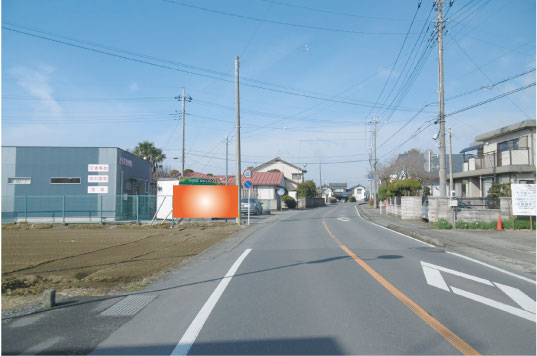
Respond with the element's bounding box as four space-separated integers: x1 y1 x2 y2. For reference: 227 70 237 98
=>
349 184 367 201
253 157 307 199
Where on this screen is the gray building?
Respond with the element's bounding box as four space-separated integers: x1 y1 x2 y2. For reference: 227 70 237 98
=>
2 146 153 222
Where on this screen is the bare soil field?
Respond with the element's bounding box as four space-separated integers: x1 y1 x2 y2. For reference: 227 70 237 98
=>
1 222 239 311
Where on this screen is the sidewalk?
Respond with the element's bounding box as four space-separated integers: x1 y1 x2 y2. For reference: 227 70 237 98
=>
357 203 536 277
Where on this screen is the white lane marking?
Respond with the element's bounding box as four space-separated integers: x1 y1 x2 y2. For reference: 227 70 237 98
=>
280 211 301 221
422 261 536 323
451 287 536 323
494 282 536 313
171 249 252 356
354 205 435 247
422 265 450 292
354 205 537 286
445 251 536 285
421 261 494 286
337 217 350 222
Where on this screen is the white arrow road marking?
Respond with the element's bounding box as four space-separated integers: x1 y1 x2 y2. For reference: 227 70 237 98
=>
421 261 536 323
337 217 350 222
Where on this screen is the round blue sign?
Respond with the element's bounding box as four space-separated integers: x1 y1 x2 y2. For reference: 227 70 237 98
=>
243 180 252 189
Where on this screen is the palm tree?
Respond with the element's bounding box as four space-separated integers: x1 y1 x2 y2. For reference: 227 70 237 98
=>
132 141 166 177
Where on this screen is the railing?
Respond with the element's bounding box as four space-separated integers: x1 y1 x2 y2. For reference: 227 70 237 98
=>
2 195 157 224
463 148 530 172
457 197 499 209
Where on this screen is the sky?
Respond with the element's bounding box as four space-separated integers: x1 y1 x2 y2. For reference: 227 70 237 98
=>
2 0 535 188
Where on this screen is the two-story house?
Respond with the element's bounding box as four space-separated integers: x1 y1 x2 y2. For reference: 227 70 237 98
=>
253 157 307 199
453 120 536 197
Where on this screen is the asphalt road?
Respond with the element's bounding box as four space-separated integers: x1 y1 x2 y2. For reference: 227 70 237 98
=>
3 203 536 355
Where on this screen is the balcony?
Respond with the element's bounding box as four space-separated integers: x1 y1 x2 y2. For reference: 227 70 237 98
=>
462 148 531 172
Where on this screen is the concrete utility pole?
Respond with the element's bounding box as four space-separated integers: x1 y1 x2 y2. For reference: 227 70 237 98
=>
372 115 378 208
449 128 454 194
225 136 229 185
175 89 192 177
319 161 322 190
235 56 242 226
436 0 447 197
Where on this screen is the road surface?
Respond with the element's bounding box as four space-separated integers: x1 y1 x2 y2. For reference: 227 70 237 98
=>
4 203 536 355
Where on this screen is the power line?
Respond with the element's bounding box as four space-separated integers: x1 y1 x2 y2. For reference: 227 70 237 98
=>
257 0 408 21
446 82 536 117
3 26 430 113
162 0 415 36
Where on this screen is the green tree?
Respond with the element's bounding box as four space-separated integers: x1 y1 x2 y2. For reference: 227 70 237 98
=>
184 169 194 174
132 141 166 178
170 169 179 177
297 180 317 198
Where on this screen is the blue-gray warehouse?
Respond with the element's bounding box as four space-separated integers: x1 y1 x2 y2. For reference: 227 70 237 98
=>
2 146 155 223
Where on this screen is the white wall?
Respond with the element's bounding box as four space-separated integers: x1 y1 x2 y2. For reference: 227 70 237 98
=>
156 179 179 219
257 187 275 200
255 161 304 183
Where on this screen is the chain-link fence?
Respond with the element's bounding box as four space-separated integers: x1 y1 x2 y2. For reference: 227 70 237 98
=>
2 195 157 223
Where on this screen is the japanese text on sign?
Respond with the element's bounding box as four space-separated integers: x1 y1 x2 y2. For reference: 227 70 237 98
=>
88 164 109 172
511 184 536 216
119 157 133 167
88 175 109 183
88 186 109 194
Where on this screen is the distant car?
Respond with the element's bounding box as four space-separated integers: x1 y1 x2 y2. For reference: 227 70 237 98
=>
241 198 263 215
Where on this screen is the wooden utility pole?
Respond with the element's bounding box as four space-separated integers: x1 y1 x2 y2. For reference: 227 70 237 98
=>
235 56 241 226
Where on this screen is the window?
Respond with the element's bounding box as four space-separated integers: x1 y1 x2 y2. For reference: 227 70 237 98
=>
8 177 31 184
50 177 81 184
292 173 302 181
498 138 519 152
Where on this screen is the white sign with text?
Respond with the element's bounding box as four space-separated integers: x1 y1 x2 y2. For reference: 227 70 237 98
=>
88 186 109 194
511 184 536 216
88 175 109 183
88 164 109 172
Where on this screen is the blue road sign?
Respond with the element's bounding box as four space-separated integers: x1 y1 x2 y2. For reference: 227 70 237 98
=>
243 180 252 189
368 173 374 180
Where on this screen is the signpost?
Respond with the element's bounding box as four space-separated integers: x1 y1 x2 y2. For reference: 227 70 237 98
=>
243 180 252 225
511 184 536 230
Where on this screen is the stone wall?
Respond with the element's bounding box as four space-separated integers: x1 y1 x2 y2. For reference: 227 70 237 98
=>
297 197 326 209
429 197 512 223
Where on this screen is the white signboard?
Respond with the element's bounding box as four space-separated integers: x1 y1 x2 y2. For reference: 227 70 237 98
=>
88 164 109 172
88 175 109 183
511 184 536 216
88 186 109 194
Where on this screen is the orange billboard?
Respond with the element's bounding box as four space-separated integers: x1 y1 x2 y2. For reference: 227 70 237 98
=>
173 185 238 218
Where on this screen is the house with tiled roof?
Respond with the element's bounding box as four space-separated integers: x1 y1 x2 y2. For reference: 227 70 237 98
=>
253 157 307 199
184 171 287 210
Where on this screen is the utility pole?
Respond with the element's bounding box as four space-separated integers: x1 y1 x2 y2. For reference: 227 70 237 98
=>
225 136 229 185
449 128 454 194
436 0 447 197
235 56 241 226
175 88 192 177
372 115 378 209
319 161 322 190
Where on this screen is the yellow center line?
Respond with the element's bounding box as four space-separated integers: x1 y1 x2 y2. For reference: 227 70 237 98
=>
322 219 480 356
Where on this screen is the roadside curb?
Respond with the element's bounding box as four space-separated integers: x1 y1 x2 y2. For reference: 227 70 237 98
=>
357 205 445 247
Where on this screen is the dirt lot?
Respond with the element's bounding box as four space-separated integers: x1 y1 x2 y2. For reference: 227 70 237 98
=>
1 222 239 311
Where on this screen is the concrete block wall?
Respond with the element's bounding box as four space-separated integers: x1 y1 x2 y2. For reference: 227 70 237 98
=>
401 196 422 220
456 209 507 223
297 197 326 209
428 197 451 222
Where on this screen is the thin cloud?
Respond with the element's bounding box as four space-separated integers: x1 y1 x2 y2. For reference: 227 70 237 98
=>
10 65 63 116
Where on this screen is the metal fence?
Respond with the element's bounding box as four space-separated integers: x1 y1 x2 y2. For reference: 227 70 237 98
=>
1 195 157 224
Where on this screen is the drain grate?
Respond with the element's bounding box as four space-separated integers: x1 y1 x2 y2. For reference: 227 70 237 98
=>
100 294 157 317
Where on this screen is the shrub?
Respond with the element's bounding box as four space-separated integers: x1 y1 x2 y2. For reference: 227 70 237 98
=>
503 217 536 230
282 195 296 209
456 220 498 230
349 196 356 202
434 219 452 229
388 179 422 197
368 198 374 206
377 183 389 201
297 180 317 198
329 197 338 204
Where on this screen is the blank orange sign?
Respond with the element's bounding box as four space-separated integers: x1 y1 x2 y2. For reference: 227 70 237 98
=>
173 185 238 218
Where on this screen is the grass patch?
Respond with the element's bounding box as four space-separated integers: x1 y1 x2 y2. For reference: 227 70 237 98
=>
433 219 452 229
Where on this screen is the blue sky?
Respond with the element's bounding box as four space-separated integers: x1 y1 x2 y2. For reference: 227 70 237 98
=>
2 0 535 187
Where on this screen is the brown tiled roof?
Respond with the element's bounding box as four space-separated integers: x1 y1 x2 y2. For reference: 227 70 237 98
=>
185 171 284 186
